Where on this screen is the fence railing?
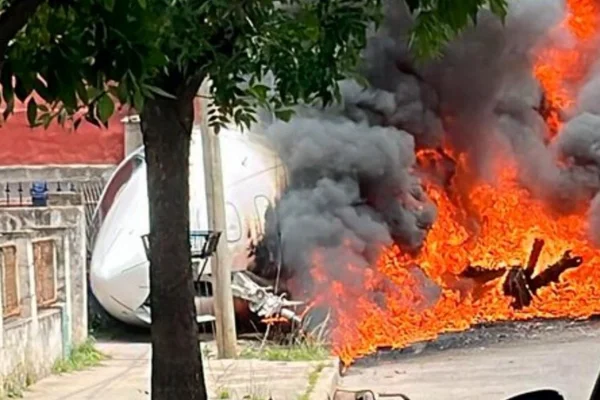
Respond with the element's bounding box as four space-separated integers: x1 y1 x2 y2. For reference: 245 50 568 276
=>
0 179 107 263
0 181 77 207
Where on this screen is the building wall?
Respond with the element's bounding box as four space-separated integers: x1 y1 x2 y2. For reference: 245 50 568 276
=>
0 104 128 166
0 165 115 184
0 310 63 394
0 98 206 166
0 204 87 396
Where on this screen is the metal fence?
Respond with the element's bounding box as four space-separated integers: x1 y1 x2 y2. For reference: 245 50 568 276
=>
78 180 106 258
0 181 77 207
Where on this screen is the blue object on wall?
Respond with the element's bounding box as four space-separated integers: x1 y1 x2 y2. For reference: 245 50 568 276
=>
30 181 48 207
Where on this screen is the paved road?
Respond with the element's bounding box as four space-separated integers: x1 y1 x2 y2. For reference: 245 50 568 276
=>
339 326 600 400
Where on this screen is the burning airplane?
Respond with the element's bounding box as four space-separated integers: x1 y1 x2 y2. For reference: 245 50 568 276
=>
92 0 600 369
89 124 303 327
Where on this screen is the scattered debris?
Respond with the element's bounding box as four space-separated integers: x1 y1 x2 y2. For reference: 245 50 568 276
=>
502 240 583 309
456 238 583 309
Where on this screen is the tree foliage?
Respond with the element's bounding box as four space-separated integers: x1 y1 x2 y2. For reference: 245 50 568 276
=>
407 0 508 58
2 0 163 127
1 0 508 129
2 0 383 130
0 1 509 399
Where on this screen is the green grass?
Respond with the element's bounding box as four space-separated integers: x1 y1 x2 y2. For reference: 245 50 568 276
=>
239 343 329 362
297 363 326 400
51 338 107 374
215 387 270 400
2 383 24 399
216 387 231 399
1 338 105 399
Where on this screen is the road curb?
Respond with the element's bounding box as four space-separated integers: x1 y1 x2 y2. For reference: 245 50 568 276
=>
310 358 340 399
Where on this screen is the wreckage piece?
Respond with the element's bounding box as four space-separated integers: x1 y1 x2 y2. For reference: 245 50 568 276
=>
502 244 583 309
502 267 534 309
529 250 583 295
451 265 508 302
502 238 545 309
460 265 508 284
449 239 582 310
230 271 304 323
525 238 545 277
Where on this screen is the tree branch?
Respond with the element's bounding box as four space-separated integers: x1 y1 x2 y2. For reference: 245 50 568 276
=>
0 0 46 57
179 71 206 103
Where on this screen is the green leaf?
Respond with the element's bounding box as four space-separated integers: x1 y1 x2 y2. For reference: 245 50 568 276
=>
57 110 67 125
87 86 102 100
143 84 176 99
114 79 129 104
2 97 14 121
73 118 82 130
133 89 144 112
487 0 508 23
34 79 52 103
103 0 115 11
97 93 115 123
14 77 29 102
26 98 37 127
274 108 295 122
85 112 101 128
41 112 53 129
76 81 89 104
2 83 13 106
248 84 270 102
137 0 147 10
63 91 78 112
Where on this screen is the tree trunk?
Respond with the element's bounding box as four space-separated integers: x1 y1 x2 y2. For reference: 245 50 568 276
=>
141 94 207 400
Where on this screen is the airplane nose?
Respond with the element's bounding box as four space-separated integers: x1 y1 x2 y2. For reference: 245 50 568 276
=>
90 228 150 313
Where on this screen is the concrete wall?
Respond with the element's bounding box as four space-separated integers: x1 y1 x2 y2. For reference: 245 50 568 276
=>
0 205 87 396
0 165 115 183
122 115 143 158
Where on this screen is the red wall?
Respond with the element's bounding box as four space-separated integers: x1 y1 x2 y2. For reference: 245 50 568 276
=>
0 97 204 166
0 103 127 165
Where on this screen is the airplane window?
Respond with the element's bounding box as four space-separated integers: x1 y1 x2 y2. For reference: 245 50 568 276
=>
254 195 272 235
225 202 242 243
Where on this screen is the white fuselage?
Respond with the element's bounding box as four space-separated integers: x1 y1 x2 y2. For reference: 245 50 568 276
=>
89 124 284 326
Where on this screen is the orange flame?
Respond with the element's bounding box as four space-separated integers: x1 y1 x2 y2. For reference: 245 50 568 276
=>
310 164 600 366
301 2 600 367
533 0 600 137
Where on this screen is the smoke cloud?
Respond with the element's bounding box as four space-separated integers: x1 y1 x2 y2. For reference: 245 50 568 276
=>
261 114 436 282
254 0 600 284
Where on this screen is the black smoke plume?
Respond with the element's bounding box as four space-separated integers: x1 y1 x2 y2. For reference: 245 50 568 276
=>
250 0 600 290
